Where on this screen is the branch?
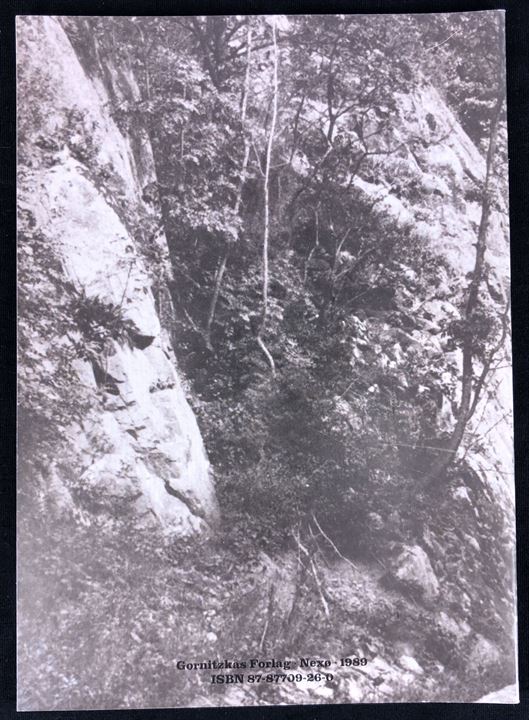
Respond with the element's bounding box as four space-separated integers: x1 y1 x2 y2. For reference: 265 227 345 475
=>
291 530 329 618
309 554 330 618
311 513 358 570
258 583 275 652
204 252 229 350
257 335 276 376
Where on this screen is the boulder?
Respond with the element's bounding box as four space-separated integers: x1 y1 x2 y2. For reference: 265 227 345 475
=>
390 544 440 601
469 634 501 670
398 655 424 675
344 679 364 703
436 611 471 638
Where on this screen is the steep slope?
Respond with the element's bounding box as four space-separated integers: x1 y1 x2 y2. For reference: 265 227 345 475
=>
16 14 516 711
348 82 514 513
17 16 217 535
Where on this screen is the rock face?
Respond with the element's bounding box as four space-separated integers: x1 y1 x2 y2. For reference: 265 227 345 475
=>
358 84 516 685
350 84 513 515
17 16 217 535
390 545 440 602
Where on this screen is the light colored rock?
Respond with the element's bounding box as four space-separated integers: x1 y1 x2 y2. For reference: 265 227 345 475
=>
469 635 501 670
368 512 384 531
360 656 393 679
437 611 471 638
376 682 394 696
452 486 471 503
398 655 424 675
17 15 217 536
401 672 416 686
464 534 481 552
391 544 440 601
32 160 160 338
345 679 364 702
17 16 142 205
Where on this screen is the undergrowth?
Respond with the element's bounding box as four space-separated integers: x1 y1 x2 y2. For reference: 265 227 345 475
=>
17 509 514 710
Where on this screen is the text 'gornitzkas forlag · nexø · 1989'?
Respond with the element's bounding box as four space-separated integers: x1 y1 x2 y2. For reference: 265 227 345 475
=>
17 11 517 710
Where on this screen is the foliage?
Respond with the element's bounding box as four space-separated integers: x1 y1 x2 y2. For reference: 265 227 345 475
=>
57 7 512 594
17 214 131 496
69 291 136 359
17 506 515 709
17 13 514 706
18 216 90 467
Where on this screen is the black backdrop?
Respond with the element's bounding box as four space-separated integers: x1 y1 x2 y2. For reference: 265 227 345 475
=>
1 1 527 719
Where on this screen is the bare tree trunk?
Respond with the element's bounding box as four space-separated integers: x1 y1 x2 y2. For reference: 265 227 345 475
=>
304 208 319 284
257 20 279 376
204 23 253 351
427 21 505 485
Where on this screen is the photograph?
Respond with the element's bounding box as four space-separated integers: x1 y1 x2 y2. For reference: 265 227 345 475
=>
16 12 517 709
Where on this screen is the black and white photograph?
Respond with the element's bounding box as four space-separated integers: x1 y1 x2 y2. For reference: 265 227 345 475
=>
16 12 517 710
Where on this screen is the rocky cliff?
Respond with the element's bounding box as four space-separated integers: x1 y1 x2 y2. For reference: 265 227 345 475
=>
16 14 517 710
353 84 514 513
17 16 217 535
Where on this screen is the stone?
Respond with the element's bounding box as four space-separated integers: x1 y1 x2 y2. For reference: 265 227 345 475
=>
376 682 394 695
391 544 440 601
469 635 501 670
464 534 481 552
452 486 471 503
401 672 416 686
398 655 424 675
368 512 384 531
361 656 393 679
437 611 471 638
345 679 364 702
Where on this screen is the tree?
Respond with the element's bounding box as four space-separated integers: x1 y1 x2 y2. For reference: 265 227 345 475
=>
204 19 254 351
426 14 507 485
256 17 280 375
58 13 511 554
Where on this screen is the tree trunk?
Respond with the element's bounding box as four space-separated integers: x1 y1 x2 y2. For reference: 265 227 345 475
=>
257 20 279 376
426 20 505 486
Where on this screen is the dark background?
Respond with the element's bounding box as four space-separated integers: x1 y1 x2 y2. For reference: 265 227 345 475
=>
1 0 527 718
